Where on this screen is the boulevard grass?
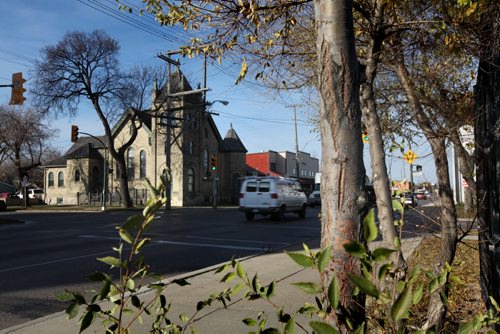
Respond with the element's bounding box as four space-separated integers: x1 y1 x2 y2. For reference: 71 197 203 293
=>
407 237 484 332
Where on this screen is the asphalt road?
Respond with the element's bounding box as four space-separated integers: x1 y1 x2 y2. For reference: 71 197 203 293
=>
0 201 439 330
0 206 322 330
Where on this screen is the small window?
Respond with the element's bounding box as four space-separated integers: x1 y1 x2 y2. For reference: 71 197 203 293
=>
246 181 257 192
189 140 193 154
57 172 64 187
259 182 270 192
48 172 54 187
75 169 81 182
188 168 195 193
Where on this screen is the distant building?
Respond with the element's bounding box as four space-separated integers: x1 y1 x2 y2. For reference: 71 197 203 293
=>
43 70 247 206
245 150 319 192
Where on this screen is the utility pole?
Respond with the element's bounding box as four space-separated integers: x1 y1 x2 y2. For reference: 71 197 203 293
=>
294 109 300 180
157 50 211 209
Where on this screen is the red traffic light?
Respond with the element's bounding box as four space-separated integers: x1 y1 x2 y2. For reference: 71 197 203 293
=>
71 125 79 142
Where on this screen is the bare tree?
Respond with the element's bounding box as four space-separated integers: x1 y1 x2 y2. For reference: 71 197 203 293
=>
0 105 55 187
31 30 163 207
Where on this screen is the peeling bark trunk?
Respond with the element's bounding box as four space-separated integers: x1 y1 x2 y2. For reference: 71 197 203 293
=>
395 57 457 332
314 0 365 330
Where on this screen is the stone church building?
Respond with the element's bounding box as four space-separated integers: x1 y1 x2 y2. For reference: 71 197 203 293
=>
43 71 247 206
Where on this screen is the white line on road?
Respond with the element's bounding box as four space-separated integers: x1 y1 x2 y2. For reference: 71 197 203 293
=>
80 234 270 251
184 235 289 246
0 250 112 273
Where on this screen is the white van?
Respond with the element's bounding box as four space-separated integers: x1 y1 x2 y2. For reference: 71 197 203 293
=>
239 176 307 221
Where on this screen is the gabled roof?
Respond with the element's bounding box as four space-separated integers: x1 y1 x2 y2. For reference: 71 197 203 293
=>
64 143 104 160
43 156 67 167
221 125 247 153
111 110 152 137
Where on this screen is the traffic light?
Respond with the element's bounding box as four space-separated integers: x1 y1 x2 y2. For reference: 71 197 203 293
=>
71 125 79 142
362 130 369 143
210 156 217 171
9 72 26 105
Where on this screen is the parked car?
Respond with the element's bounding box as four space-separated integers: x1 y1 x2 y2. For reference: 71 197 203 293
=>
308 190 321 207
402 192 418 207
0 192 23 210
415 191 427 200
17 188 44 203
239 176 307 221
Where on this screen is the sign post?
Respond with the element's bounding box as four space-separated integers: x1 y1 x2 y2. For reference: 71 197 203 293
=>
21 176 29 208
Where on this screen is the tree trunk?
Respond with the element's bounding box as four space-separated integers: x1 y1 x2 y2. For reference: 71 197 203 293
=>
449 131 477 197
359 0 404 272
114 154 133 208
394 57 457 332
475 11 500 326
424 137 458 330
314 0 366 330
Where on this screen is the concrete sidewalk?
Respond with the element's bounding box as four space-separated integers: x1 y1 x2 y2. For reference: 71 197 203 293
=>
1 238 422 334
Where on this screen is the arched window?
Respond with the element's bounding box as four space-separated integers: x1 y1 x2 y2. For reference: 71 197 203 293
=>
57 172 64 187
74 169 81 182
48 172 54 187
140 150 146 179
203 149 209 175
188 168 195 193
127 147 135 180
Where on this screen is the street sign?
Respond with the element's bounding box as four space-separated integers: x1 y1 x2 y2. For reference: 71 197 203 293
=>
403 150 417 164
21 176 29 187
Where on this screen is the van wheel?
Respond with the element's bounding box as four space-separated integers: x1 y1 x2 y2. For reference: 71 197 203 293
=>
298 205 306 218
272 206 286 221
245 212 254 221
0 201 6 210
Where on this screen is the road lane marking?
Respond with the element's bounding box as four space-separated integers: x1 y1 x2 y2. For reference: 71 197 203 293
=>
80 234 271 251
144 233 289 246
0 250 113 273
154 240 267 251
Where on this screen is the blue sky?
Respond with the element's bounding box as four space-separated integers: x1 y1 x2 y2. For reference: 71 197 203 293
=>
0 0 440 183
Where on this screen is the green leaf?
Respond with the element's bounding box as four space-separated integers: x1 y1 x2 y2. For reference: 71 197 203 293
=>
126 278 135 291
378 263 392 280
284 318 295 334
413 285 423 305
220 272 236 283
236 262 244 278
242 318 257 326
97 256 122 268
262 328 280 334
349 275 379 298
79 310 95 332
344 241 366 257
372 248 395 262
66 302 80 319
429 278 439 293
86 271 108 282
232 283 244 294
458 315 483 334
286 252 313 268
99 280 111 300
353 322 365 334
131 295 141 308
292 282 322 294
391 285 413 321
309 321 340 334
57 291 75 302
317 247 332 272
266 281 276 298
123 215 143 230
179 314 189 322
363 208 377 242
328 275 340 309
392 199 404 214
135 238 150 253
118 228 134 244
